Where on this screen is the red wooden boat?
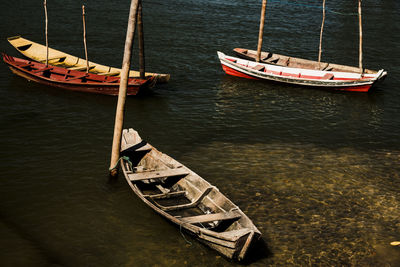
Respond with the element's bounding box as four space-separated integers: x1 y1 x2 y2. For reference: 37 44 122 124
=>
2 53 156 96
218 51 386 92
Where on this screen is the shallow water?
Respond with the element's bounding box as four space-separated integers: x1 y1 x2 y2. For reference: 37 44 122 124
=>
0 0 399 266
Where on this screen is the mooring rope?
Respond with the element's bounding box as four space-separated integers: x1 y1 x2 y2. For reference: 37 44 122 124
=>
179 224 192 245
108 156 132 172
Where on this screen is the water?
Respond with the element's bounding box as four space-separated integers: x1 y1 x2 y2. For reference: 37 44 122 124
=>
1 0 399 266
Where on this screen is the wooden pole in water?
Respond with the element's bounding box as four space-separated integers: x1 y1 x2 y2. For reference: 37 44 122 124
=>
82 5 89 73
44 0 49 66
137 0 145 79
318 0 326 67
256 0 267 62
358 0 363 73
109 0 140 177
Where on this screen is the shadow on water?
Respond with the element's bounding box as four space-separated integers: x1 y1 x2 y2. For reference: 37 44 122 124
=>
241 238 273 265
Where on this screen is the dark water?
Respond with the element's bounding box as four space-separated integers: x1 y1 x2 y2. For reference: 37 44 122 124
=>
1 0 400 266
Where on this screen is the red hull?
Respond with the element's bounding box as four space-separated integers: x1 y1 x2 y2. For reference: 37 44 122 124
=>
2 54 155 96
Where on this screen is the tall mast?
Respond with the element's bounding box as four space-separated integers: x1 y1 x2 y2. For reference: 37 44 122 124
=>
256 0 267 62
318 0 326 67
358 0 363 73
44 0 49 66
82 5 89 73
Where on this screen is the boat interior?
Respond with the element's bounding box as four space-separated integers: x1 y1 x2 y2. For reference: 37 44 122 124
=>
120 132 248 234
3 54 131 84
234 48 376 74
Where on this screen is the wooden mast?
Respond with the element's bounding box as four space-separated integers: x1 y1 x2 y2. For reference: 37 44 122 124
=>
358 0 363 73
318 0 326 67
109 0 140 177
82 5 89 73
44 0 48 66
137 0 145 79
256 0 267 62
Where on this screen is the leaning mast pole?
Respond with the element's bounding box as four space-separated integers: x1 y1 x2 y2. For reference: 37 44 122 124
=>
109 0 140 177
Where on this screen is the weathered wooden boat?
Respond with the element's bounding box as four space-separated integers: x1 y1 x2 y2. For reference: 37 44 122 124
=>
218 51 386 92
119 128 261 260
2 53 155 96
7 36 170 84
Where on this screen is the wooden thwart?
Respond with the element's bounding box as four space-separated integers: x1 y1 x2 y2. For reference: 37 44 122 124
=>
180 210 242 224
158 187 214 211
65 74 88 81
322 73 334 80
252 65 265 71
146 191 186 200
128 168 189 181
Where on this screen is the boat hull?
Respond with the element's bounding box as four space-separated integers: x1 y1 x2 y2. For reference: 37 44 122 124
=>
3 54 154 96
218 51 386 92
120 128 261 261
7 35 170 84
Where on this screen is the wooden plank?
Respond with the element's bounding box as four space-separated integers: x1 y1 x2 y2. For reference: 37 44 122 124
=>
16 63 34 68
32 66 53 73
158 187 213 211
147 190 186 200
198 232 236 249
252 65 265 71
322 73 334 80
180 210 241 224
128 168 189 181
65 74 88 81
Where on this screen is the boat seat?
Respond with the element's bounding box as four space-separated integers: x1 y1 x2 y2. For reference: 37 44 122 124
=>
65 74 88 81
322 73 334 80
32 66 53 73
252 65 265 71
16 63 34 68
266 57 280 64
127 168 189 182
180 210 241 224
156 187 214 211
145 190 187 200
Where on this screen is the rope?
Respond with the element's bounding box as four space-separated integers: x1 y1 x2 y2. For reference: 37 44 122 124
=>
179 224 192 245
268 0 358 16
108 156 132 172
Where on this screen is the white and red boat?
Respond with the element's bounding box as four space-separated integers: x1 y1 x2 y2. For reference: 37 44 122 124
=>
217 50 386 92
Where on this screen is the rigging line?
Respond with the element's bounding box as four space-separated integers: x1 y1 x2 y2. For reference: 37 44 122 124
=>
268 0 358 16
